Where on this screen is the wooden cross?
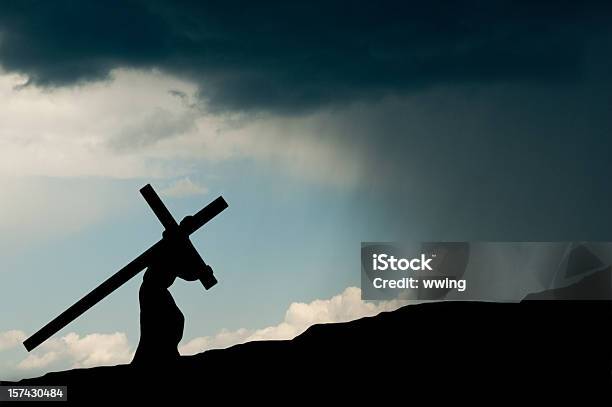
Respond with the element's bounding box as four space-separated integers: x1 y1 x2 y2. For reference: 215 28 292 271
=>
23 184 228 351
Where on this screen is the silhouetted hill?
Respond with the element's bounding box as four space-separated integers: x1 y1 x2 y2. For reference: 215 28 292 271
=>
3 275 612 403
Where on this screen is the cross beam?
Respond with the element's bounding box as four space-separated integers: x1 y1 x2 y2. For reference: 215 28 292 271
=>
23 184 228 352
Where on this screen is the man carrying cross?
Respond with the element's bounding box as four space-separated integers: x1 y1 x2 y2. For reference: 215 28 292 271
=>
23 185 227 368
132 216 210 366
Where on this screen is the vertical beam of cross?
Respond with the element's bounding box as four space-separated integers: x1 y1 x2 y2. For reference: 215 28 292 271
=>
140 184 180 231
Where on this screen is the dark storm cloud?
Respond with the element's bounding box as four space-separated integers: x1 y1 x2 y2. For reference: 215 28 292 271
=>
0 0 610 113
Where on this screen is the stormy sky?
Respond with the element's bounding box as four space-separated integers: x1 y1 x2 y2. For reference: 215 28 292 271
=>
0 1 609 111
1 1 611 378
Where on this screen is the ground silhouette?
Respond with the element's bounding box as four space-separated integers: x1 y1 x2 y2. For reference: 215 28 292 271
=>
3 298 611 402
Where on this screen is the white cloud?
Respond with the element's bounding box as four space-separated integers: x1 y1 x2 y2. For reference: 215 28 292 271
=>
0 330 26 351
159 177 208 198
16 352 59 370
177 328 252 355
0 68 362 186
17 332 133 372
179 286 406 355
0 69 196 179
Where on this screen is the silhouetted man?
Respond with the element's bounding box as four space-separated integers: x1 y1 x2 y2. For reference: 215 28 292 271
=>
132 217 205 366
